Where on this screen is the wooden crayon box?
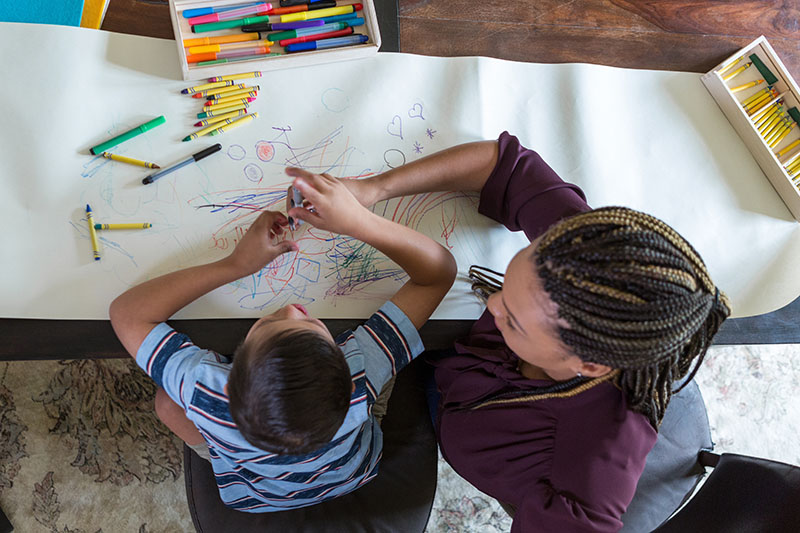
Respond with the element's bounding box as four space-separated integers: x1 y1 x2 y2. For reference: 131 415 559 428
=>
701 36 800 222
168 0 381 81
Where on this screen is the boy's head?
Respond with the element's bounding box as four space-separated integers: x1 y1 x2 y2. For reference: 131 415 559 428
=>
227 304 352 455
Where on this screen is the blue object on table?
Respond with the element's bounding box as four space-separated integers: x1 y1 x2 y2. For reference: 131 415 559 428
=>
0 0 84 26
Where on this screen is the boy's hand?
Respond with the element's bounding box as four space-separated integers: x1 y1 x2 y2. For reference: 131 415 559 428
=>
337 176 379 208
286 167 373 237
227 210 298 275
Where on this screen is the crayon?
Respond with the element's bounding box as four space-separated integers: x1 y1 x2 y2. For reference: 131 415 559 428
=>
143 144 222 185
205 97 256 108
730 79 764 93
182 80 236 95
94 223 152 230
194 109 249 127
208 71 264 83
101 152 160 169
204 93 257 106
191 83 247 98
721 62 751 82
85 204 100 261
740 87 770 107
197 103 249 119
206 86 260 100
717 54 744 75
208 112 259 137
184 116 244 141
777 139 800 157
89 116 166 155
770 122 795 147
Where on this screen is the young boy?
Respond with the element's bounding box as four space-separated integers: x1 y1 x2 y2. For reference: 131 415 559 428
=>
109 167 456 512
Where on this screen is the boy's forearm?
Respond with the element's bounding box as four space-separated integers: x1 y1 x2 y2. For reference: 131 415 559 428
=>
368 140 499 203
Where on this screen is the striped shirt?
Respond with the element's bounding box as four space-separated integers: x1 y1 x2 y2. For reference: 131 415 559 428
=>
135 301 423 512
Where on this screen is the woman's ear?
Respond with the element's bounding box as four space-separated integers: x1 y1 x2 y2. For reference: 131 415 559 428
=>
578 361 613 378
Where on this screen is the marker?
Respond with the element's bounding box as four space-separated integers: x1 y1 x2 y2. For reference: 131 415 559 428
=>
182 2 262 18
288 186 303 230
196 54 281 66
268 0 335 16
204 92 257 106
242 19 325 31
101 152 160 169
280 27 353 46
268 20 359 41
182 80 236 95
85 204 100 261
188 3 271 25
198 103 249 119
280 3 362 22
184 33 262 48
89 116 166 155
286 33 368 53
208 71 264 83
206 86 260 100
188 39 273 55
94 223 152 230
209 112 259 138
194 109 249 127
187 46 271 64
142 144 222 185
192 14 272 33
190 83 247 98
730 79 764 93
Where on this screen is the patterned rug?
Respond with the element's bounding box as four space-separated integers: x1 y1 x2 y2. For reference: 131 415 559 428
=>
1 344 798 532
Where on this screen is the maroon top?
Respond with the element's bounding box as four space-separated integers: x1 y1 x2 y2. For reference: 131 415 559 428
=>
433 132 657 532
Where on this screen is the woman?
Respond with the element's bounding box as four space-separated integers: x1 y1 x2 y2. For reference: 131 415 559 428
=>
342 132 730 532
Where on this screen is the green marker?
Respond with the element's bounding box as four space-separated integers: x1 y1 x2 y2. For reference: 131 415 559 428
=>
193 14 272 34
89 116 166 155
197 54 280 66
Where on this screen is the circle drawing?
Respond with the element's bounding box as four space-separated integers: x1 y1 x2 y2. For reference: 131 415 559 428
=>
255 141 275 162
321 88 351 113
228 144 246 160
243 163 263 183
383 149 406 169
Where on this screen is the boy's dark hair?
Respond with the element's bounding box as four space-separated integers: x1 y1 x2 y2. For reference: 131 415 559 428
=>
227 328 351 455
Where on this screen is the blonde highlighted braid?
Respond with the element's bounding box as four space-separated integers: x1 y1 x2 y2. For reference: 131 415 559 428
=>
470 207 731 428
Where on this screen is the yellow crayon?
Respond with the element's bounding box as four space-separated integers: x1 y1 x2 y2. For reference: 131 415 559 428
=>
197 103 248 119
755 106 781 128
183 33 261 48
722 61 751 81
765 120 788 145
184 115 249 141
786 155 800 172
730 79 764 93
194 109 249 127
85 204 100 261
751 92 786 120
206 97 254 109
208 86 259 100
746 89 779 113
718 54 745 75
741 87 770 107
207 71 263 83
209 112 258 137
757 113 782 135
94 223 152 230
191 83 247 98
782 149 800 169
101 152 160 169
188 40 273 55
777 139 800 157
770 122 796 147
182 80 236 95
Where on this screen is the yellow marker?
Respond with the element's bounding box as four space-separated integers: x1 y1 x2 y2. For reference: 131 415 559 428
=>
741 87 770 107
101 152 160 169
191 83 247 98
194 109 249 127
207 71 263 83
730 79 764 93
181 80 236 95
95 223 152 230
722 62 751 81
281 4 360 22
183 33 261 47
770 122 796 148
209 112 258 137
208 86 260 100
188 40 273 55
206 97 254 109
207 92 257 106
777 139 800 157
718 54 744 75
85 204 100 261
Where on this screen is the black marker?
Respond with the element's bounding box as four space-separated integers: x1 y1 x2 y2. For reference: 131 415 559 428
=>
142 144 222 185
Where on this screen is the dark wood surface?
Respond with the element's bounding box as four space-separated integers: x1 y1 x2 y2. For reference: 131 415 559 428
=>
4 1 798 360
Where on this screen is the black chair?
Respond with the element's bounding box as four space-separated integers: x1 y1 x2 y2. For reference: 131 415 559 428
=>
183 357 438 533
652 451 800 532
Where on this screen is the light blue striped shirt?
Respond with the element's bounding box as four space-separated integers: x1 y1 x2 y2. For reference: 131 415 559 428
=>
135 301 423 511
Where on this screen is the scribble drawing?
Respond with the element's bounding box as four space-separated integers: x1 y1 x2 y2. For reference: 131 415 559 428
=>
81 155 110 178
383 149 406 169
387 115 403 140
321 88 351 113
296 257 321 283
413 141 423 154
325 236 406 297
268 125 363 176
408 103 424 120
426 128 436 139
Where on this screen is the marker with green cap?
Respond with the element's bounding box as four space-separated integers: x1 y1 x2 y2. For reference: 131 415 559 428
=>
89 116 166 155
193 14 272 33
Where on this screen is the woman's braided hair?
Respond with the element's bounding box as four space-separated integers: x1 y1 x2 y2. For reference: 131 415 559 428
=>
533 206 731 427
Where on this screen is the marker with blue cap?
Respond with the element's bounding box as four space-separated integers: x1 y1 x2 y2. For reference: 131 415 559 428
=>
286 33 368 53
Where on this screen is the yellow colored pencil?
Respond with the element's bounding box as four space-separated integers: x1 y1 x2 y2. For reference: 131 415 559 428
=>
101 152 160 169
209 112 259 137
94 223 152 230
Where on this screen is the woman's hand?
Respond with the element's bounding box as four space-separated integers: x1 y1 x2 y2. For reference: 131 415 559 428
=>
226 210 298 275
285 167 374 238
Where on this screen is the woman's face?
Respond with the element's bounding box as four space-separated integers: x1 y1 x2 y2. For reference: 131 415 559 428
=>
486 242 590 381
